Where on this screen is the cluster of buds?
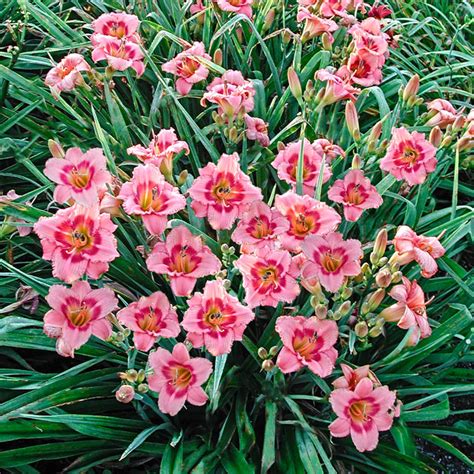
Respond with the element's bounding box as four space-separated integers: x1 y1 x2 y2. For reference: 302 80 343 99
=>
258 345 279 372
115 368 148 403
401 74 423 109
220 244 236 267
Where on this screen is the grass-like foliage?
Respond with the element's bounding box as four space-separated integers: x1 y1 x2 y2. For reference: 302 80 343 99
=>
0 0 472 472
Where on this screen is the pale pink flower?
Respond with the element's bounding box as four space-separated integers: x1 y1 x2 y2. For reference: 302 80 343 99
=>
146 225 221 297
43 280 117 356
338 50 384 87
301 232 362 292
118 164 186 235
91 12 141 44
272 139 332 195
425 99 459 128
328 169 382 222
349 18 389 57
297 7 339 41
244 115 270 147
313 139 345 162
44 147 111 207
182 280 254 356
45 54 90 96
92 37 145 76
380 127 437 185
234 247 300 308
332 363 372 390
147 343 212 416
392 225 445 278
231 201 289 250
117 292 180 352
201 70 255 118
329 377 397 452
162 42 211 95
379 277 431 346
116 385 135 403
216 0 253 18
275 316 338 377
0 190 32 236
188 153 262 230
34 205 119 283
319 0 351 17
275 192 341 252
290 253 321 294
190 0 205 14
316 69 360 105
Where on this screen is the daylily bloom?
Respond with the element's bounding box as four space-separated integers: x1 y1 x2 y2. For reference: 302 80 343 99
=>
45 54 90 96
188 153 262 230
349 18 389 57
216 0 253 18
43 280 117 357
367 4 392 18
117 291 180 352
235 247 300 308
275 316 338 377
275 191 341 252
328 169 383 222
91 12 141 44
162 42 211 95
190 0 205 14
316 69 360 105
379 277 431 346
34 204 119 283
329 377 397 452
301 232 362 292
92 37 145 76
146 225 221 297
244 115 270 147
380 127 437 185
332 364 377 390
313 139 345 162
425 99 459 128
147 343 212 416
231 200 289 251
319 0 351 18
44 147 112 207
297 8 338 41
118 164 186 235
392 225 445 278
338 50 384 87
182 280 255 356
272 139 332 195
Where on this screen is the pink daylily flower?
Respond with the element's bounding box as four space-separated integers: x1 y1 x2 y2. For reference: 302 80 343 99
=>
34 204 119 283
147 343 212 416
118 164 186 235
349 18 389 57
316 69 360 105
328 169 383 222
216 0 253 18
91 12 141 44
319 0 351 18
272 139 332 195
188 153 262 230
231 200 289 250
275 191 341 253
162 42 211 95
392 225 445 278
146 225 221 297
380 127 437 185
117 292 180 352
338 50 384 87
244 115 270 147
182 279 255 356
45 54 90 96
92 37 145 76
301 232 362 292
425 99 459 128
329 377 397 452
379 277 431 346
44 147 112 207
297 7 339 41
234 247 300 308
44 280 117 357
313 138 345 162
332 363 373 390
275 316 338 377
190 0 205 14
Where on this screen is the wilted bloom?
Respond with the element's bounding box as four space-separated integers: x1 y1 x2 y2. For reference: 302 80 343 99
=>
244 115 270 147
44 147 111 207
329 377 396 452
392 225 445 278
297 8 338 41
275 191 341 252
201 70 255 118
162 42 211 95
91 12 141 44
188 153 262 230
147 343 212 416
314 139 345 162
379 277 431 345
332 363 373 389
44 280 117 356
301 232 362 292
146 225 221 297
272 139 332 195
235 247 300 308
231 201 288 250
182 280 254 355
275 316 338 376
92 37 145 76
328 169 383 222
216 0 253 18
0 190 33 236
45 54 90 96
34 205 119 283
425 99 458 128
116 385 135 403
117 292 180 352
316 69 360 105
380 127 437 185
368 4 392 19
118 164 186 235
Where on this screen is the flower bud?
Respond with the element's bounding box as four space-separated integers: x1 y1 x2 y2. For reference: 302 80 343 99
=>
262 359 275 371
335 301 352 318
351 154 362 169
315 303 328 319
370 229 387 264
282 30 292 44
177 170 188 186
458 137 473 153
345 101 360 141
222 279 231 290
391 271 403 284
441 135 453 148
263 9 275 31
228 126 238 142
137 383 148 394
361 262 372 277
368 326 383 338
429 126 443 147
375 268 392 288
287 66 302 102
364 289 385 313
258 347 268 359
115 385 135 403
213 48 223 67
355 321 368 337
453 115 466 131
126 369 138 383
269 346 279 357
321 32 333 51
402 74 420 103
48 139 65 158
367 121 383 152
137 369 146 384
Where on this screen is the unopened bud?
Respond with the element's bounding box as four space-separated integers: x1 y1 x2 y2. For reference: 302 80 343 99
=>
126 369 138 383
282 30 292 44
341 287 353 300
262 359 275 371
287 66 302 102
458 137 473 153
345 101 360 141
441 135 453 148
321 32 333 51
269 346 279 357
367 121 383 152
370 229 387 264
391 271 403 283
429 126 443 147
258 347 268 359
355 321 369 338
213 48 223 66
375 268 392 288
48 139 65 158
228 126 238 142
365 289 385 313
137 369 146 384
115 385 135 403
368 326 383 338
453 115 466 131
137 383 148 393
177 170 188 186
263 9 275 31
361 262 372 277
402 74 420 103
336 301 352 318
351 154 362 169
315 303 328 319
222 279 231 290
